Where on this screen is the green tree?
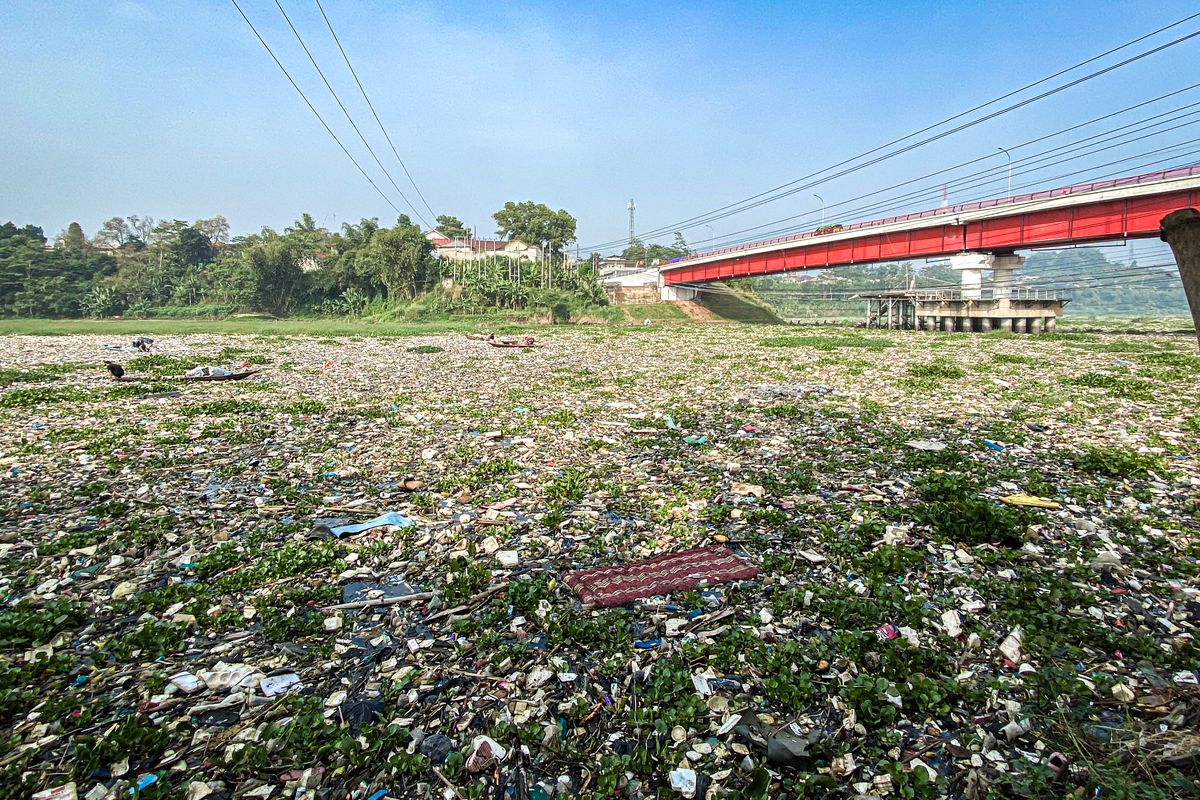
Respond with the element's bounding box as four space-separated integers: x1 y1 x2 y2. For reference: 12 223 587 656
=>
367 216 437 300
0 221 116 316
172 227 214 267
435 215 472 239
284 213 328 259
243 235 305 315
193 215 231 245
338 218 379 249
621 232 688 265
56 222 89 254
492 202 577 255
95 217 132 248
621 238 645 262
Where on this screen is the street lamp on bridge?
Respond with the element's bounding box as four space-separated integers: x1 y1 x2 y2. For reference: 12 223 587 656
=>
997 146 1012 197
813 194 825 224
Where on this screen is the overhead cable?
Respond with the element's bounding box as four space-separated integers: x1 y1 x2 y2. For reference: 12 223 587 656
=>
273 0 430 227
686 142 1200 254
583 14 1200 250
681 95 1200 251
228 0 407 218
313 0 439 222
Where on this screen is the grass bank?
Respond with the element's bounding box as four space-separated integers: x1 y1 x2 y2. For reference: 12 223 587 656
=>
0 316 579 338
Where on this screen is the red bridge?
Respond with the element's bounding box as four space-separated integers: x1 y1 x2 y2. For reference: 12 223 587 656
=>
660 165 1200 287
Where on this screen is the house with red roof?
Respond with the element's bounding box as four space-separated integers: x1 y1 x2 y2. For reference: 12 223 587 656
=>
424 230 542 262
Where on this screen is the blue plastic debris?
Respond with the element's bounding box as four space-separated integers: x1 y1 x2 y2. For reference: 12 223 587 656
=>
330 512 415 538
984 439 1005 452
128 774 157 795
634 638 662 649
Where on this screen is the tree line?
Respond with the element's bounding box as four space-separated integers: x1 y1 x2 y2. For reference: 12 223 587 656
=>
0 201 604 318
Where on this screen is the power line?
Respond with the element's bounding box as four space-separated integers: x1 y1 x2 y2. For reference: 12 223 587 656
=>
688 139 1200 255
583 14 1200 251
273 0 429 228
228 0 407 219
670 237 1185 296
313 0 438 222
640 21 1200 246
737 254 1185 295
685 92 1200 252
679 261 1186 303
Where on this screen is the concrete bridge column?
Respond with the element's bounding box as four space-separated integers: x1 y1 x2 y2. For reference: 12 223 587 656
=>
1044 316 1058 333
660 285 697 301
999 318 1013 332
991 254 1024 297
1160 208 1200 349
942 316 955 332
950 253 990 300
1029 317 1044 334
979 318 992 332
924 316 936 332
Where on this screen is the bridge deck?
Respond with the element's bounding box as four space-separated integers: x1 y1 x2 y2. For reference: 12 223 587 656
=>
661 166 1200 285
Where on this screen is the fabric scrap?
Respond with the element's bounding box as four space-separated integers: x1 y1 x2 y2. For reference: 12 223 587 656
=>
564 545 760 608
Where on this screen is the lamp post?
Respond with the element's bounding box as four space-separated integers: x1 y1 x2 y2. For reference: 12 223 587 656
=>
997 146 1012 197
813 194 825 224
703 224 714 252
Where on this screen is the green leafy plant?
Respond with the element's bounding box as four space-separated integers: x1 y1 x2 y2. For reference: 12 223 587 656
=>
1073 445 1167 478
1061 371 1154 400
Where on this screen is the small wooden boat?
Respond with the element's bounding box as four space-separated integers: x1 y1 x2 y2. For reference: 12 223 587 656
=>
182 369 261 382
114 369 263 382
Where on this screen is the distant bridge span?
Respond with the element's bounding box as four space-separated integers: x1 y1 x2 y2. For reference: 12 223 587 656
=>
660 165 1200 286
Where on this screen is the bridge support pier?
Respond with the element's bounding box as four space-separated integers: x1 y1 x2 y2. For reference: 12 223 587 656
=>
950 252 1026 299
1160 208 1200 349
659 285 698 302
1044 316 1057 333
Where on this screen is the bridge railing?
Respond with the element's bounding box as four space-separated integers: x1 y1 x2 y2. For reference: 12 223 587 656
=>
907 287 1065 301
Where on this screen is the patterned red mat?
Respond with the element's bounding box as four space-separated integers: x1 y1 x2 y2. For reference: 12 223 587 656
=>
564 545 760 608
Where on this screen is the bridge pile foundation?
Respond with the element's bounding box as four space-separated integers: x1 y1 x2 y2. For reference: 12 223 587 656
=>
862 291 1064 334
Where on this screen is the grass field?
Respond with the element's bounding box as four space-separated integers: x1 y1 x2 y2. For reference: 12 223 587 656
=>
0 316 541 338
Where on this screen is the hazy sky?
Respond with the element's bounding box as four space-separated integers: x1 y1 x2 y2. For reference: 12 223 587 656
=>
3 1 1199 252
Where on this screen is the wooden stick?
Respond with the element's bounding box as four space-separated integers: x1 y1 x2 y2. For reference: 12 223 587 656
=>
424 583 507 623
433 768 464 800
322 591 434 611
423 604 468 623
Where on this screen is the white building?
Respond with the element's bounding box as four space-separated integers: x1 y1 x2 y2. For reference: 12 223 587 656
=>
424 231 542 263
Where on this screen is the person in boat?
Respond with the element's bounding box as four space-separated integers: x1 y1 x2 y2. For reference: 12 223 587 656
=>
522 335 536 346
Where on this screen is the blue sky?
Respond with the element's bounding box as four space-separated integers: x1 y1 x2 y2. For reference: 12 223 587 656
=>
3 1 1199 252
